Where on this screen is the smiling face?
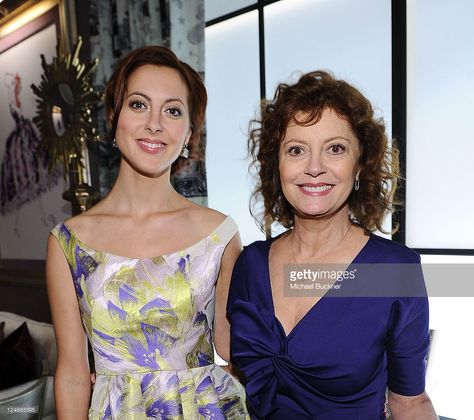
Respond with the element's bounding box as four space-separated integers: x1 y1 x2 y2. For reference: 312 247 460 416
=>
115 64 191 177
279 108 360 220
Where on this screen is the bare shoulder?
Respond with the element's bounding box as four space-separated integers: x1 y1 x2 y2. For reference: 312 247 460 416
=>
184 202 228 235
61 200 110 239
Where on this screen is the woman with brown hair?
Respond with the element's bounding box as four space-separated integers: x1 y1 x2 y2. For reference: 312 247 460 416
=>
224 71 437 419
46 46 248 419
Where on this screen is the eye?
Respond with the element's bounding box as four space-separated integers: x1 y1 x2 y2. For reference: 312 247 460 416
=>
129 99 147 111
288 145 304 156
165 106 183 117
328 144 346 154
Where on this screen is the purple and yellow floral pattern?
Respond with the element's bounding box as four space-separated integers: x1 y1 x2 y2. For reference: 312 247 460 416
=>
51 217 248 419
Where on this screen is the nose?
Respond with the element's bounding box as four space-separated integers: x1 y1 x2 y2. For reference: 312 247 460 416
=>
304 150 326 177
145 112 163 134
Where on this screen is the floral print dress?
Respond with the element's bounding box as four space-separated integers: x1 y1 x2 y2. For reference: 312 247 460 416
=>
51 216 249 419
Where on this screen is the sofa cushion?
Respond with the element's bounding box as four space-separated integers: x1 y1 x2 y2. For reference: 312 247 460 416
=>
0 312 56 376
0 322 36 390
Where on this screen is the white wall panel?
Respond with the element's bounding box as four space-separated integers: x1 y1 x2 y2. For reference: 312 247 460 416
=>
205 12 265 245
423 254 474 420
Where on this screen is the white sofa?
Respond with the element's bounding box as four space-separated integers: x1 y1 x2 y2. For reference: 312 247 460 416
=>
0 311 56 419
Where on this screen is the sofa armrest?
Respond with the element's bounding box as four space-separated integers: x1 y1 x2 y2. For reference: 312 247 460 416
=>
0 377 46 419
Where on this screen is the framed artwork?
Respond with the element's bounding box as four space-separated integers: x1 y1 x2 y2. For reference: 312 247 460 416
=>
0 0 70 262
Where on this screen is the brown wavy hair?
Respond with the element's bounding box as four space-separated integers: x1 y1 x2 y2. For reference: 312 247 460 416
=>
248 70 400 234
105 46 207 154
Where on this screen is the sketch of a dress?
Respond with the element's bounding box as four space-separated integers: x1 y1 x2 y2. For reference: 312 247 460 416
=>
0 73 60 215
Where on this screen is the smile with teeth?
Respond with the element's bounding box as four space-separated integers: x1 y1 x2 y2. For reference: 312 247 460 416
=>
137 140 165 149
301 184 333 193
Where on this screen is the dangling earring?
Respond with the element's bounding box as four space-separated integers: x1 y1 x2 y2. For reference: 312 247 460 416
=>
112 138 118 148
354 177 360 191
180 143 190 159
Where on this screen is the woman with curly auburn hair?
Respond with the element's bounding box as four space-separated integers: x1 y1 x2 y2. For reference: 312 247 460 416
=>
249 70 399 233
225 71 437 419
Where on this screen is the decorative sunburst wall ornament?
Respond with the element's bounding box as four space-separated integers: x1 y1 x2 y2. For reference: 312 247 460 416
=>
32 36 101 174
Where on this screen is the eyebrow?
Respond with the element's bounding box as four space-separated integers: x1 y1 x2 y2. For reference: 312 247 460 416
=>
127 91 186 105
323 136 352 143
282 136 352 146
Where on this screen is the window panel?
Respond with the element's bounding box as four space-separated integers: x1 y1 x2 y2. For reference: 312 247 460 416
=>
205 11 264 245
406 0 474 249
205 0 256 22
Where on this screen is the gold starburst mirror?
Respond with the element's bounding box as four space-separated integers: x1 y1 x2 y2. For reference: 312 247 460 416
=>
32 36 101 174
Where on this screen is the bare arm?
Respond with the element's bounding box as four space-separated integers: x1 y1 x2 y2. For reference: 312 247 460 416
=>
388 390 438 420
213 233 242 362
46 235 91 419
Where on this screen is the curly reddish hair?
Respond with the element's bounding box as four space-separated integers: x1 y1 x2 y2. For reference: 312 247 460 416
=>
248 70 400 234
105 46 207 154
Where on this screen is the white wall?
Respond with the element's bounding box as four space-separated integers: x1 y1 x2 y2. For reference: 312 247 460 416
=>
422 254 474 420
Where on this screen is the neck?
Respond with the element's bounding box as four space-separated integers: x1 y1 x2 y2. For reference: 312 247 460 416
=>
291 209 353 260
104 159 183 219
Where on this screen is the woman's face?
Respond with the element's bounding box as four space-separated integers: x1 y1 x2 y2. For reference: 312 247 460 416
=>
115 64 191 177
279 108 360 220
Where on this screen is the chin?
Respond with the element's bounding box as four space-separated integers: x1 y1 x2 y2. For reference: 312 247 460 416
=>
123 154 174 178
294 203 341 218
294 202 330 215
294 209 328 219
134 163 172 178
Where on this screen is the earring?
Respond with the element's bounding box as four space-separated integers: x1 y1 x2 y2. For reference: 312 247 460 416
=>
180 144 190 159
354 177 360 191
112 138 118 148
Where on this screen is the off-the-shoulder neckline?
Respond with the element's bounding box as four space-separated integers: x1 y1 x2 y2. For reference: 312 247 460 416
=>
57 215 234 260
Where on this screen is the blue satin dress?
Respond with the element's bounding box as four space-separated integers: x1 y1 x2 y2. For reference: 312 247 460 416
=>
226 234 429 419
